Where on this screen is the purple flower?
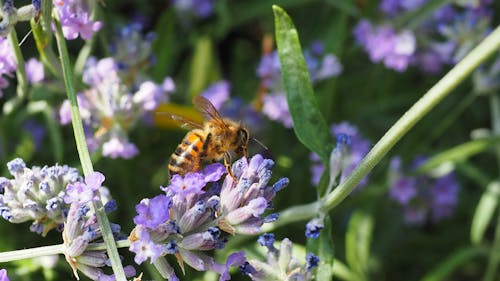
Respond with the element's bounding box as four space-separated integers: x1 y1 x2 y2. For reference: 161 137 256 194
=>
201 81 231 110
305 253 319 271
54 0 102 40
0 36 16 97
0 158 82 235
163 172 207 200
25 58 44 84
102 136 139 159
64 171 104 204
214 251 246 281
130 227 165 264
134 195 172 229
133 78 172 111
305 218 324 238
0 269 9 281
310 122 371 187
262 93 293 128
388 155 460 225
354 20 416 72
379 0 426 16
172 0 214 18
130 154 287 279
257 233 275 250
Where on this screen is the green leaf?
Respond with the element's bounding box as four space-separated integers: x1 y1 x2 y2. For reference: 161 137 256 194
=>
345 210 373 280
273 5 332 165
471 181 500 244
152 8 176 80
417 136 500 174
420 246 486 281
189 37 218 98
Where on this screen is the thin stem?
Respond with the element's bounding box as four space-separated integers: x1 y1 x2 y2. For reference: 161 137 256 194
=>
321 25 500 213
0 244 64 263
483 208 500 281
8 28 27 99
53 15 127 281
260 201 319 232
0 240 131 263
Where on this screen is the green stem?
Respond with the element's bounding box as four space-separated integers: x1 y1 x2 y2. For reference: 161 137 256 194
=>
321 25 500 213
260 201 319 233
6 26 28 115
0 245 64 263
0 240 131 263
53 16 127 281
483 209 500 281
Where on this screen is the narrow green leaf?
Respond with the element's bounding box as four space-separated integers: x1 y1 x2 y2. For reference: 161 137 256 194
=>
471 181 500 244
345 211 373 280
273 5 332 164
417 137 500 174
420 246 486 281
152 8 175 80
189 37 217 98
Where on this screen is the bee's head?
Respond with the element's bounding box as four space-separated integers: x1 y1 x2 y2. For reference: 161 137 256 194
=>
235 127 249 157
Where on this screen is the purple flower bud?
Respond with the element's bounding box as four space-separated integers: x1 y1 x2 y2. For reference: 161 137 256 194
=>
305 253 319 271
7 158 25 174
305 218 324 238
134 195 172 229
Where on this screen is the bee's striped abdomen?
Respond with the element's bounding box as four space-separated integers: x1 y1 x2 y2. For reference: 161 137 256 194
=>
168 130 205 176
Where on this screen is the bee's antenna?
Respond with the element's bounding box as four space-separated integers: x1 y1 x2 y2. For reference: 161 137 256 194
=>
251 137 268 150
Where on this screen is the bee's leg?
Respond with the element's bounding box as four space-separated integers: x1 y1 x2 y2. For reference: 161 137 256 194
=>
224 152 237 181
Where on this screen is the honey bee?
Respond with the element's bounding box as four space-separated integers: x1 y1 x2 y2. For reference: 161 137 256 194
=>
168 96 250 179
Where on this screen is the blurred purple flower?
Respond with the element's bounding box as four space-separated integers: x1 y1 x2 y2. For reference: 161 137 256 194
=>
172 0 214 18
354 20 416 72
262 93 293 128
379 0 426 17
0 36 16 97
23 121 46 150
0 269 9 281
60 56 174 159
102 136 139 159
201 81 231 110
25 58 44 84
64 171 104 204
388 155 460 225
54 0 102 40
310 122 371 187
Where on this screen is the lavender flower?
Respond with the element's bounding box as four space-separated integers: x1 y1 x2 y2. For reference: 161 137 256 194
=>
54 0 102 40
305 218 324 239
25 58 44 84
201 80 231 110
172 0 214 19
257 42 342 128
243 237 318 280
0 36 16 98
129 155 288 279
310 122 371 187
109 23 156 71
59 57 174 159
63 200 136 281
388 156 460 225
0 269 9 281
354 20 416 72
0 158 81 235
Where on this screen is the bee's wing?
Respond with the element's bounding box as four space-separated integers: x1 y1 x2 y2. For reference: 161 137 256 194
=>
193 95 228 128
157 111 204 129
170 114 204 129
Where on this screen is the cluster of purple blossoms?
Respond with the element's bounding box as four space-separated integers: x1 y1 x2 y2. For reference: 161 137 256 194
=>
240 234 319 280
53 0 102 40
172 0 214 19
388 156 460 225
257 41 342 128
59 57 175 159
109 23 156 72
62 171 136 281
310 122 371 187
0 158 81 235
354 0 494 73
25 58 44 85
0 35 16 97
129 154 288 280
